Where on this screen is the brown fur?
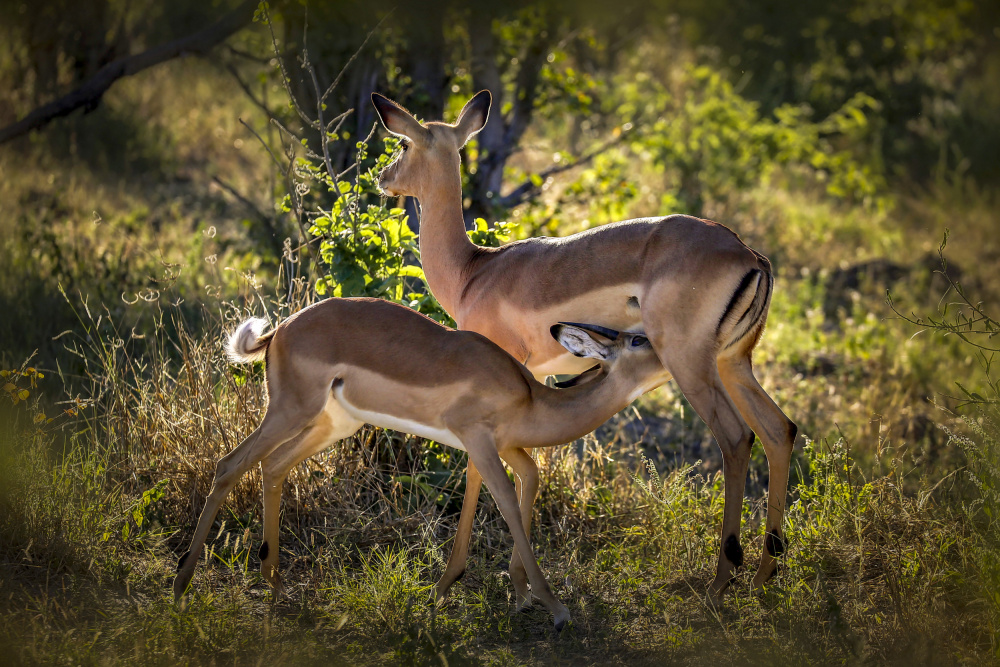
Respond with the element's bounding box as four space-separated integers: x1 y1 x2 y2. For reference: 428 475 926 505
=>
371 91 798 602
172 296 667 630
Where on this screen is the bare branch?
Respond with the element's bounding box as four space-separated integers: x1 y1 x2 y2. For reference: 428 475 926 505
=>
222 62 278 123
0 0 258 145
224 43 274 64
499 131 630 209
211 175 270 222
262 2 317 129
239 118 284 170
211 175 284 258
305 54 337 183
321 15 388 104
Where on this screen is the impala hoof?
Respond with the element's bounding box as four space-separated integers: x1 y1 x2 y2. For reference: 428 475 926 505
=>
172 575 189 605
751 566 778 590
553 606 571 632
706 579 729 608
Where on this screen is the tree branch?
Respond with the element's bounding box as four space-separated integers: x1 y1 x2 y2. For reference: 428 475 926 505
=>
498 131 630 209
222 62 279 123
502 21 551 159
0 0 258 146
211 175 284 258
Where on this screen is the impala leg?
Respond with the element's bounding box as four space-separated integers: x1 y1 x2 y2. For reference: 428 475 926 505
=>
500 448 539 611
259 429 306 595
435 460 482 601
466 435 570 631
172 408 307 602
718 354 797 588
652 336 753 604
259 400 362 594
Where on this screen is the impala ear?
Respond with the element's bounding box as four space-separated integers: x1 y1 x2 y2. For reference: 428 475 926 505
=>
453 90 491 146
550 324 611 360
371 93 426 141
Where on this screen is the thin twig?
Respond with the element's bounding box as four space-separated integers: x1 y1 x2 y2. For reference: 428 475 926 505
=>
306 56 337 183
211 176 269 221
321 14 389 103
222 62 278 123
261 3 317 129
239 118 284 170
499 130 631 208
224 43 274 64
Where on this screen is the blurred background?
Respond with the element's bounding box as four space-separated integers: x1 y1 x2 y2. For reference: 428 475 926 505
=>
1 0 999 663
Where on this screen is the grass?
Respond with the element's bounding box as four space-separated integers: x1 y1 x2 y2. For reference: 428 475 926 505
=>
0 277 997 664
2 39 1000 666
0 56 280 370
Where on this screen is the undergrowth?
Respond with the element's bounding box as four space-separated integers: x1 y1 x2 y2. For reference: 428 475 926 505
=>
0 279 997 664
2 15 999 665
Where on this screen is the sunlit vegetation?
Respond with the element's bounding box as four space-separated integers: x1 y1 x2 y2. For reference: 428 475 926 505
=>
1 0 998 664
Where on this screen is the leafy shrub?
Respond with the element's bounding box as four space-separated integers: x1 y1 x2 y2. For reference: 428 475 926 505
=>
890 233 1000 655
626 65 888 215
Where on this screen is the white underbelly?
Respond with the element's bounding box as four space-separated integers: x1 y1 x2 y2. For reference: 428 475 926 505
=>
332 384 466 451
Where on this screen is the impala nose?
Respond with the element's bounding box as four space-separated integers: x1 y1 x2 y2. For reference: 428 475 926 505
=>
377 164 399 196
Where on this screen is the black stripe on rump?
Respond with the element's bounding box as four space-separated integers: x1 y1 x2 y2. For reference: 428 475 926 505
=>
720 269 772 350
717 270 761 333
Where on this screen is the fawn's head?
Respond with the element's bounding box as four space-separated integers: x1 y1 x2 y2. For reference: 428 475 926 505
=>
549 322 663 389
371 91 491 198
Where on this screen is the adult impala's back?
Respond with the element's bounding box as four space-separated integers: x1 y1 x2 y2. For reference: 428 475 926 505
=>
372 90 798 599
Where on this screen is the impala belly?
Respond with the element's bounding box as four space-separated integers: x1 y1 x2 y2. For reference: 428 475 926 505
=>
499 284 647 376
331 374 466 451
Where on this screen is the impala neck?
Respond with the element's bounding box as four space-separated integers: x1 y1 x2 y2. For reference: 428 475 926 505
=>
516 367 662 449
413 163 476 316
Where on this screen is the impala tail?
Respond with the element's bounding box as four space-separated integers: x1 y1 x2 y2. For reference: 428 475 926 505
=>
226 318 274 363
718 268 772 351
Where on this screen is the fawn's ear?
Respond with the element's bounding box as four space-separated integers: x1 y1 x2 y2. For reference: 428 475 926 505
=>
453 90 491 146
550 324 613 360
371 93 427 141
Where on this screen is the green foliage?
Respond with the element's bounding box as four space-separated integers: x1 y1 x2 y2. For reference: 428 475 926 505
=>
305 137 526 323
126 479 169 543
1 311 997 662
625 65 888 215
307 136 443 320
889 235 1000 653
3 4 1000 663
949 416 1000 658
466 217 517 247
311 146 418 299
789 439 874 543
680 0 997 181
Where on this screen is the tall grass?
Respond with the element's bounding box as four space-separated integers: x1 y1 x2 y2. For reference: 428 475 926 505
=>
1 275 997 663
2 33 999 665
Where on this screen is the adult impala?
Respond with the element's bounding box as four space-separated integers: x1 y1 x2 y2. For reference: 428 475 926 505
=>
171 296 670 630
371 90 798 601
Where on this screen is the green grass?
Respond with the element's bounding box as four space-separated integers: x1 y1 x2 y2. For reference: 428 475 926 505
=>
0 287 997 663
2 41 1000 666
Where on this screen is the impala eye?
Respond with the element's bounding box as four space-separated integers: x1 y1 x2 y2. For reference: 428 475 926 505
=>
400 141 409 152
630 335 648 348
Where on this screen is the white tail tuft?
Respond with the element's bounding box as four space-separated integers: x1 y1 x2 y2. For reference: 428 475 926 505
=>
226 318 272 363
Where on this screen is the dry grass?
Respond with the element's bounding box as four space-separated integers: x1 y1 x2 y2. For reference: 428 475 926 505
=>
0 277 996 664
1 32 999 665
